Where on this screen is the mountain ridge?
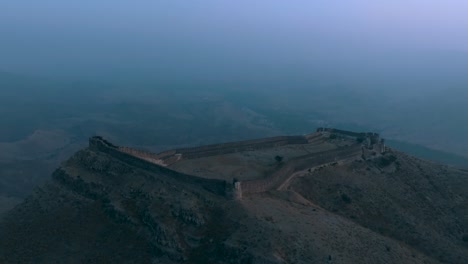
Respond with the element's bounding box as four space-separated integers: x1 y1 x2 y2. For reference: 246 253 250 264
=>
0 129 467 263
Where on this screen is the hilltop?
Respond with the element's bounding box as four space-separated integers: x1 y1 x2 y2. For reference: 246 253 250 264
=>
0 129 467 263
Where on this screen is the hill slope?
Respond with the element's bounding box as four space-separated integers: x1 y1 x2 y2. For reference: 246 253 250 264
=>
0 135 467 263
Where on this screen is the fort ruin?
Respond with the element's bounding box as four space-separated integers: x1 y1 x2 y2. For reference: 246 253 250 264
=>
89 128 386 200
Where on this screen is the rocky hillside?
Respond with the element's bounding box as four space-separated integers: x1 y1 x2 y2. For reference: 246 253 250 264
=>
0 138 467 263
290 150 468 263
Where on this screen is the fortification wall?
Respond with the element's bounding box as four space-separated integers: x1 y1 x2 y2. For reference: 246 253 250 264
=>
317 128 382 146
88 131 369 199
175 136 308 159
119 147 169 165
240 166 296 194
117 135 309 165
241 145 362 194
89 137 228 196
317 128 366 138
292 145 362 171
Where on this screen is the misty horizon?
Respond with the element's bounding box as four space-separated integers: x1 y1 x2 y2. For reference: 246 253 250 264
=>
1 1 467 159
1 1 468 86
1 2 468 263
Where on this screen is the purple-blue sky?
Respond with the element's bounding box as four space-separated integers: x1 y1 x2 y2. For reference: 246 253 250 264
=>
1 1 468 80
1 1 468 159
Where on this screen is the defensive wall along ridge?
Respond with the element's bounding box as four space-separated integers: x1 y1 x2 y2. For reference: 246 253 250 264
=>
237 145 363 197
317 127 386 153
88 129 385 200
174 135 309 159
88 137 228 196
119 134 316 166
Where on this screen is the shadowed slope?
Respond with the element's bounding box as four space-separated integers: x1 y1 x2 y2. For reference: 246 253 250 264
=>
0 133 466 263
290 150 468 264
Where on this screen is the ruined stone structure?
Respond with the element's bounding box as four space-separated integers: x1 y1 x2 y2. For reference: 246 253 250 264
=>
316 127 385 154
90 128 386 200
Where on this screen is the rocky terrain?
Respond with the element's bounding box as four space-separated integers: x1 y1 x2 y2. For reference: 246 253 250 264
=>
0 130 467 263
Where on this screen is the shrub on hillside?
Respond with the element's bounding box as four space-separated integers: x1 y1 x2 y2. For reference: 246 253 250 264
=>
341 194 352 204
377 155 397 167
274 155 283 163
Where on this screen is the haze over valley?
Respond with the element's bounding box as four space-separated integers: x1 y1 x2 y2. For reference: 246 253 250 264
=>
1 1 467 263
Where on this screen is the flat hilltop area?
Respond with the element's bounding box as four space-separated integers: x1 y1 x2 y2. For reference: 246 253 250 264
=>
168 133 339 181
0 130 467 263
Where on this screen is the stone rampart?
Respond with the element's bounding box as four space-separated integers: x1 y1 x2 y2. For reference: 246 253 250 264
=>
89 137 228 196
88 129 375 199
240 145 362 194
240 166 296 194
317 128 366 138
293 145 362 170
317 128 381 145
174 136 308 159
119 147 166 165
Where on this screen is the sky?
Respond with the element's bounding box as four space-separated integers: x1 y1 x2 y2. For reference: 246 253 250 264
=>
1 1 468 160
1 1 468 81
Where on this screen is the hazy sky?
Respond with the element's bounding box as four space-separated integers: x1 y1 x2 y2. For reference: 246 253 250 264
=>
1 1 468 80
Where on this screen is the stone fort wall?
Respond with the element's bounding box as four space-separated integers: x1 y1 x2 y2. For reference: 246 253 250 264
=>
88 137 228 196
119 135 310 166
240 145 362 194
89 128 380 199
118 136 309 166
174 136 308 159
317 128 380 144
118 147 171 165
